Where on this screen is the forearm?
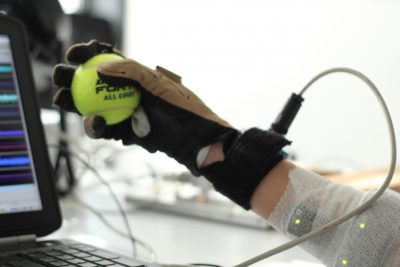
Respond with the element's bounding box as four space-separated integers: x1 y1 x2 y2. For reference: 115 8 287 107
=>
203 142 400 266
250 159 294 219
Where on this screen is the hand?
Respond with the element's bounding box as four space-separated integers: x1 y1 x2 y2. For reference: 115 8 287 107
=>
52 40 239 175
53 40 290 210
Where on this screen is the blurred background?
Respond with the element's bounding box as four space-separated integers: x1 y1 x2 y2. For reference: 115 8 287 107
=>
1 0 399 266
3 0 399 170
124 0 400 172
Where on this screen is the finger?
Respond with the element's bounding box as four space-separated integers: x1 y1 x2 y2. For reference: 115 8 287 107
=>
66 39 123 65
98 59 232 128
83 116 107 139
97 59 152 88
52 64 76 88
52 88 80 114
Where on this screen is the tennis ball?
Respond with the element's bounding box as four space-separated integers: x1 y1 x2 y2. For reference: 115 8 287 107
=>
71 53 141 125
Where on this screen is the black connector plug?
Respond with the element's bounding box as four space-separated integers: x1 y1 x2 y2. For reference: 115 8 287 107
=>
271 93 304 135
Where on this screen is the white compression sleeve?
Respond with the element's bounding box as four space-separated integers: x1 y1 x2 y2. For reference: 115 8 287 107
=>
267 167 400 267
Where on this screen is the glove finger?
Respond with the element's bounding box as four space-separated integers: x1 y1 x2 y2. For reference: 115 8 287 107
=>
97 59 154 89
97 59 232 128
52 88 80 114
66 39 124 65
83 116 107 139
83 115 134 142
97 59 201 103
52 64 76 88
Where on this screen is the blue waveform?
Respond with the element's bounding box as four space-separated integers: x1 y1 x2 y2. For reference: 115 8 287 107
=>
0 94 18 103
0 156 30 166
0 110 19 117
0 66 12 73
0 81 14 89
0 130 24 136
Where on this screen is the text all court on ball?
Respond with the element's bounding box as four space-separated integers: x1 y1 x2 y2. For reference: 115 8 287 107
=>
103 91 134 101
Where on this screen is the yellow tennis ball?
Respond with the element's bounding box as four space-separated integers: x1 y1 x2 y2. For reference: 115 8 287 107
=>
71 53 141 125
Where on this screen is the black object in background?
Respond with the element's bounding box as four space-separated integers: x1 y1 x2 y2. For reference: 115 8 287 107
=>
0 0 69 108
0 0 124 197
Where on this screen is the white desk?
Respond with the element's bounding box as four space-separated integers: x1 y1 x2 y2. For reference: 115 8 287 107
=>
46 190 323 267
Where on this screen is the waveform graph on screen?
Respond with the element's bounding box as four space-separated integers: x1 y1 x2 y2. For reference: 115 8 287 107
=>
0 62 34 186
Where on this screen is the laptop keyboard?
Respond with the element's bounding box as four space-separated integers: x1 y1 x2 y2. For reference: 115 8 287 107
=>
0 243 146 267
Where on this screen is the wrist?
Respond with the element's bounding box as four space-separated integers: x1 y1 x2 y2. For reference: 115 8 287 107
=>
200 128 291 210
250 160 295 219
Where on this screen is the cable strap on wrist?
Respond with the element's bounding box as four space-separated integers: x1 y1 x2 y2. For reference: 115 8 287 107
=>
201 128 291 210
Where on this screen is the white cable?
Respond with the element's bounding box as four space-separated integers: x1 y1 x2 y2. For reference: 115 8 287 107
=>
49 145 141 259
67 195 157 262
234 67 397 266
51 145 220 267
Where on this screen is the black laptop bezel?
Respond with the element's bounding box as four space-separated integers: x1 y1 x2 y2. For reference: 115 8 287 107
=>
0 14 61 238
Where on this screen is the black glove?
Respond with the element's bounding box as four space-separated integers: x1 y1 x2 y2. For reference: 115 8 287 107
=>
53 40 290 210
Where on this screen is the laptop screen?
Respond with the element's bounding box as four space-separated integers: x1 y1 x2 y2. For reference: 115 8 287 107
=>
0 14 60 238
0 34 42 214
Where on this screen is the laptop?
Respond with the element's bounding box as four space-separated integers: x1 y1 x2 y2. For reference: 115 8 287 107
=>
0 13 156 267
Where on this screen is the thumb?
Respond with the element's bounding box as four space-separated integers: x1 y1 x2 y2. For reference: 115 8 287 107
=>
83 116 107 139
83 115 134 142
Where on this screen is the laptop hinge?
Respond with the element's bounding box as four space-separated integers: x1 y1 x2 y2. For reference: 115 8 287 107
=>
0 234 36 248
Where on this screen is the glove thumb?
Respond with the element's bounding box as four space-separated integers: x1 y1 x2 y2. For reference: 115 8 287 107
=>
83 116 107 139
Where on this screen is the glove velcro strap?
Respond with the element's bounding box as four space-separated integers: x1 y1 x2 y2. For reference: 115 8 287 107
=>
201 128 291 210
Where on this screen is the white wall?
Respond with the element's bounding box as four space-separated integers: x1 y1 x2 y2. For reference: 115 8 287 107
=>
123 0 400 171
